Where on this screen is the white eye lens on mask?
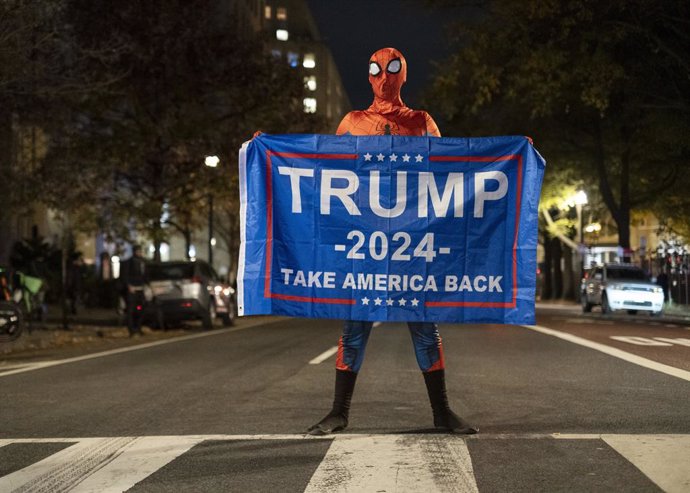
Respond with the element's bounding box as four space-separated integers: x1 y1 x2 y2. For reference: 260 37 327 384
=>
386 59 401 74
369 62 381 76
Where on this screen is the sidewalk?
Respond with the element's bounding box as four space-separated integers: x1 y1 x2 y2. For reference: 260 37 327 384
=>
537 299 690 325
2 305 178 360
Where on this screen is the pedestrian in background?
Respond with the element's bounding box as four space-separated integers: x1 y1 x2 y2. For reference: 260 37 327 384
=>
120 245 147 337
656 271 669 303
65 254 84 315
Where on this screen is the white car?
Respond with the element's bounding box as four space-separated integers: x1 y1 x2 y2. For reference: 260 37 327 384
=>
581 264 664 315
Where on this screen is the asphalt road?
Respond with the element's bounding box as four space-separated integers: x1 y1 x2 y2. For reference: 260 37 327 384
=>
1 307 689 492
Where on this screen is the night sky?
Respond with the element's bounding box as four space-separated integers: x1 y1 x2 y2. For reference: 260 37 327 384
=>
306 0 463 111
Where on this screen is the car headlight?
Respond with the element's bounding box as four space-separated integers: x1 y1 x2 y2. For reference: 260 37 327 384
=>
223 287 233 296
608 284 621 291
653 286 663 293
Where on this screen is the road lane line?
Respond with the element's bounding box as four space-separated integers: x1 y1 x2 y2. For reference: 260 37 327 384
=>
309 346 339 365
69 436 203 493
0 318 282 379
524 325 690 382
304 434 478 493
602 435 690 493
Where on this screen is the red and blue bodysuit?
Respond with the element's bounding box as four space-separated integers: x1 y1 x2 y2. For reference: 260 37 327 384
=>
335 47 444 375
308 48 476 436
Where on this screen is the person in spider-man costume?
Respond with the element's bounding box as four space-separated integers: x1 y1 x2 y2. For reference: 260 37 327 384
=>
308 47 478 436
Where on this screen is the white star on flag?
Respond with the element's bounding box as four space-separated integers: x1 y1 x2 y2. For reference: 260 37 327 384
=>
415 154 424 163
389 153 398 162
411 298 420 306
386 299 394 306
374 297 382 306
361 297 370 305
402 154 411 162
398 298 407 306
377 153 385 162
363 153 372 161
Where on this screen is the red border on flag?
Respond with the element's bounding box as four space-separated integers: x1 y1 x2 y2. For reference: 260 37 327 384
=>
263 151 523 309
426 154 523 309
265 151 358 305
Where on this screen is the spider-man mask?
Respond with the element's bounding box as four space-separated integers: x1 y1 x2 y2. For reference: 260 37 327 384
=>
368 47 407 102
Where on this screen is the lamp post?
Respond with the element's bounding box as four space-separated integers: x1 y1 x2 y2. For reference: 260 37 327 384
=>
574 190 587 247
204 155 219 268
568 190 588 301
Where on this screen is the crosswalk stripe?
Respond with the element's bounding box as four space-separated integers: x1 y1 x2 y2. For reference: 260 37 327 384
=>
68 436 204 493
304 434 478 493
602 434 690 493
0 437 134 493
2 434 689 492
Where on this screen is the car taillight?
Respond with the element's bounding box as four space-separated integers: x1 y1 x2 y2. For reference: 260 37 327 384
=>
191 276 202 284
181 302 193 308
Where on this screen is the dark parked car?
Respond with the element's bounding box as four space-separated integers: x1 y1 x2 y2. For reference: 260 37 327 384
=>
146 260 235 329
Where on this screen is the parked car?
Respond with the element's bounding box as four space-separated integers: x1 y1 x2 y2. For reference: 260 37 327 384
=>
581 263 664 316
146 260 235 329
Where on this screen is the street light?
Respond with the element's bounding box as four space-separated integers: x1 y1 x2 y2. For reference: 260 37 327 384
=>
567 190 589 300
205 155 219 268
573 190 588 246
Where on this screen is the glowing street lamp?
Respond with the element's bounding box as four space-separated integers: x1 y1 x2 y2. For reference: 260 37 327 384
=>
204 155 219 168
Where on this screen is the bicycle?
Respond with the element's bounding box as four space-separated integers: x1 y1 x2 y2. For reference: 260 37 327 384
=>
0 272 24 342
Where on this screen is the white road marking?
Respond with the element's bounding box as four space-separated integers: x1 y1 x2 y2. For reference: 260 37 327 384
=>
309 346 338 365
0 437 134 493
565 318 614 325
3 433 690 493
610 336 673 346
0 318 280 379
524 325 690 382
603 435 690 493
69 436 203 493
304 434 478 493
655 337 690 346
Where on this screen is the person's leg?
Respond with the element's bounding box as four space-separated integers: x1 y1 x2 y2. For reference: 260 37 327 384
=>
308 320 373 435
126 291 136 336
132 291 144 334
408 322 477 434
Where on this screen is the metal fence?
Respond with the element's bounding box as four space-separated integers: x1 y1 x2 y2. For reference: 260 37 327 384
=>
641 252 689 306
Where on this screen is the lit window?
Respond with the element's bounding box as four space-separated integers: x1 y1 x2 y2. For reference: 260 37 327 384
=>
302 53 315 68
303 98 317 113
287 52 299 68
304 76 317 91
276 29 288 41
277 7 287 20
264 5 271 19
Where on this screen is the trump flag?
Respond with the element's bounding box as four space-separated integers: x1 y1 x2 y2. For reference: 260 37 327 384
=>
237 134 545 324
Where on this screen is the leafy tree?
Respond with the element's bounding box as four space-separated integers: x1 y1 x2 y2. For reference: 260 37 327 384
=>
53 0 323 261
426 0 689 253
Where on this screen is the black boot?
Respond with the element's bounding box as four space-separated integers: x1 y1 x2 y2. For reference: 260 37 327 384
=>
423 369 478 434
308 369 357 435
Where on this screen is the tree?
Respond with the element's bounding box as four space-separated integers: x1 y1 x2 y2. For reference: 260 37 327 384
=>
426 0 689 253
57 0 323 261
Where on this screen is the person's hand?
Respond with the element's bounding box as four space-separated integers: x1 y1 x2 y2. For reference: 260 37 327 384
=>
252 130 263 139
525 136 534 145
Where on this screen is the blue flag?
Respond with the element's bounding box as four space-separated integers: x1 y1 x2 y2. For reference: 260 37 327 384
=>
237 134 545 324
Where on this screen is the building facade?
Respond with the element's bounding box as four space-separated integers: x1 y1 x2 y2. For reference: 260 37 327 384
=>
264 0 351 130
